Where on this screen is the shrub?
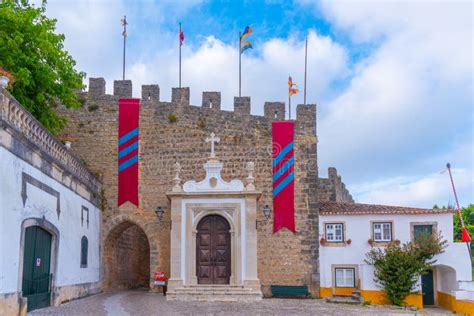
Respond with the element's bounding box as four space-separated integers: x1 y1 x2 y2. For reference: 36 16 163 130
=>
88 103 99 111
196 118 206 129
168 113 177 123
365 232 446 306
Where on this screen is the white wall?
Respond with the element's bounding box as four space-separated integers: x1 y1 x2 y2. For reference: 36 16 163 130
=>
319 212 472 291
0 147 101 294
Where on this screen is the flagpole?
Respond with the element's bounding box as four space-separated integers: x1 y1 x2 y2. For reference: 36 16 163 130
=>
304 37 308 105
239 31 241 97
122 15 127 80
288 94 291 120
447 163 472 263
179 22 182 88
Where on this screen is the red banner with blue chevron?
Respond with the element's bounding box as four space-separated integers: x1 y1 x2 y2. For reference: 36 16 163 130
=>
118 98 140 206
272 121 295 233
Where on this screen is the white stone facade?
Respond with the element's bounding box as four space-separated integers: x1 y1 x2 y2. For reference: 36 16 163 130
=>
0 88 102 314
0 147 101 292
166 152 262 301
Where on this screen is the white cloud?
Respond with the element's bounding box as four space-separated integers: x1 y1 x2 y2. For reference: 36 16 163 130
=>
310 1 473 190
44 0 127 80
354 167 473 208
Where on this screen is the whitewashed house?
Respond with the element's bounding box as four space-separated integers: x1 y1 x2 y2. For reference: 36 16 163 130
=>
0 89 102 314
319 201 474 314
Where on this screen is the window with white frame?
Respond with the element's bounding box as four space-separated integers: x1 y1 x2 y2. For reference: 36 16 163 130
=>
373 222 392 242
325 223 344 242
335 268 355 287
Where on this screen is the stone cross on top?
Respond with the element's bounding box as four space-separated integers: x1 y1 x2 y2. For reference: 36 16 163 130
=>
205 132 220 158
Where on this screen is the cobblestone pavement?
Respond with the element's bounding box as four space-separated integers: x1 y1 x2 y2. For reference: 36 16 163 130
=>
30 290 452 316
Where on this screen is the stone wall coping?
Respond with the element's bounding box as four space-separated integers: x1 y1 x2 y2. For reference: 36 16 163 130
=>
0 88 101 194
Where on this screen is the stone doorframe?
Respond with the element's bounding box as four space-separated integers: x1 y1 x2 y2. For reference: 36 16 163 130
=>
167 193 261 291
190 204 238 285
17 217 59 307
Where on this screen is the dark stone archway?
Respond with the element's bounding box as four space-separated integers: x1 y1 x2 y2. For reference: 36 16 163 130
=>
104 221 150 290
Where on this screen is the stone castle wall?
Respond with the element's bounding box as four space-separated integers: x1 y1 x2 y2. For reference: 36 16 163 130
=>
57 78 320 296
318 167 354 203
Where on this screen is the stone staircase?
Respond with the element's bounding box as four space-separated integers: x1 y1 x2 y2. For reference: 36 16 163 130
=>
166 285 263 302
326 290 364 305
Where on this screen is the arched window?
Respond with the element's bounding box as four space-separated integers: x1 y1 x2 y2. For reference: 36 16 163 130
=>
81 236 88 268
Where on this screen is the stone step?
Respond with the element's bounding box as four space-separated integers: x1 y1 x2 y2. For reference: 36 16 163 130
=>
326 295 363 305
168 291 261 296
167 292 263 302
172 287 254 293
167 285 263 302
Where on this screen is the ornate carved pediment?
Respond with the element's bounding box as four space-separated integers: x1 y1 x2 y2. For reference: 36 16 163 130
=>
183 161 244 192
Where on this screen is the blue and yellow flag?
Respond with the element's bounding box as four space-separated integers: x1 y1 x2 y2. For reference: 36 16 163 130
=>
240 26 253 54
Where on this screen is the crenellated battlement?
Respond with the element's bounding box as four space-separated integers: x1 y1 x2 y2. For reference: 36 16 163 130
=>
318 167 354 203
84 78 316 132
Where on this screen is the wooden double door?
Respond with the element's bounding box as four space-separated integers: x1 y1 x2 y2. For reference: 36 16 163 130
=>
196 215 231 284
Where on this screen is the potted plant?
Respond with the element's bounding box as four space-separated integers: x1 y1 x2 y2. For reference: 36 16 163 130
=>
390 239 401 246
0 67 14 88
368 238 374 246
346 238 352 245
59 134 75 149
320 235 327 245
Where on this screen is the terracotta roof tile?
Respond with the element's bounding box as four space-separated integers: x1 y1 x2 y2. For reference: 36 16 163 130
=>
319 201 455 215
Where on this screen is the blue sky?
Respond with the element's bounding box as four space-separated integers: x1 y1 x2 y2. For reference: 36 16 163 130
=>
42 0 473 208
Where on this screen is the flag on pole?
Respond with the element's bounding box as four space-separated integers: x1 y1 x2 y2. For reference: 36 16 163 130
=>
288 76 299 96
241 41 253 53
179 23 183 87
239 25 253 97
272 121 295 233
118 98 140 207
180 28 185 46
240 26 253 54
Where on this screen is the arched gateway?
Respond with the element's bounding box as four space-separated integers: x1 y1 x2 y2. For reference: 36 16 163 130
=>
103 219 151 290
166 133 263 301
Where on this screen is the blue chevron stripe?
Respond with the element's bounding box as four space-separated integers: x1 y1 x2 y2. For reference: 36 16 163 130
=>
118 141 138 159
118 155 138 172
118 127 139 146
273 142 293 167
272 156 294 183
273 172 294 198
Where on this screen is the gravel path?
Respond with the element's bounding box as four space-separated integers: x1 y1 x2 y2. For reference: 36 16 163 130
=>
29 289 452 316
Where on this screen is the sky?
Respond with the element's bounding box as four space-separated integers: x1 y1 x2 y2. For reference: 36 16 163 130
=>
39 0 473 208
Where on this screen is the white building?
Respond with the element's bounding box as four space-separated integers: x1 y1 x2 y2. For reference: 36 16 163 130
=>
319 201 474 314
0 89 102 314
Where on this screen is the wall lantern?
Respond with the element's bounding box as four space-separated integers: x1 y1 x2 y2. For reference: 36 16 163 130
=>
257 204 272 228
155 206 171 228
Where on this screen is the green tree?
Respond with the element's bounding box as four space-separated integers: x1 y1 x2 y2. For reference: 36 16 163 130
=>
453 204 474 253
365 233 447 306
0 0 85 134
